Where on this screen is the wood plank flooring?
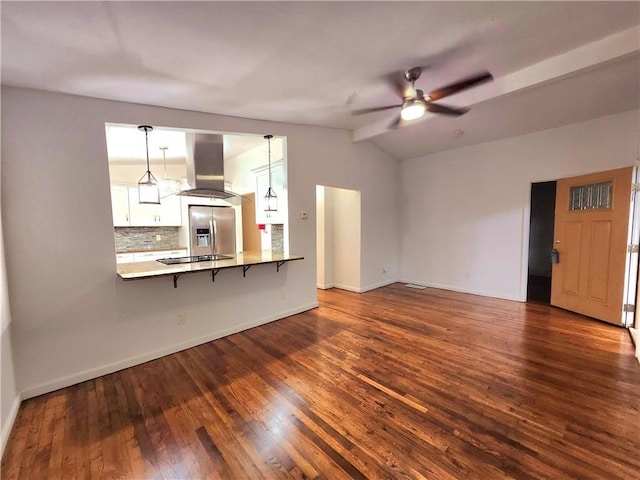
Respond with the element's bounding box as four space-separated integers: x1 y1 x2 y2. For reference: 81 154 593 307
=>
2 284 639 479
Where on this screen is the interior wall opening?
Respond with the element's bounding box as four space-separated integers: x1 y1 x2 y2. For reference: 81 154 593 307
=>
527 181 557 303
104 123 289 266
316 185 362 292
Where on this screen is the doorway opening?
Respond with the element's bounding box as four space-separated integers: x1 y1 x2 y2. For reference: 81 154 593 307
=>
527 181 556 303
316 185 362 292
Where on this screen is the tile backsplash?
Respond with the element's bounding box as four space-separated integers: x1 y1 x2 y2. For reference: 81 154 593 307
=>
271 224 284 252
115 227 180 252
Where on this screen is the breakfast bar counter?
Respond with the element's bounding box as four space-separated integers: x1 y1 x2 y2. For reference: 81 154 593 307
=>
118 250 304 287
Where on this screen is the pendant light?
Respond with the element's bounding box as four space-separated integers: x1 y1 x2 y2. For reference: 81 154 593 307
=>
158 146 181 198
264 134 278 214
137 125 160 204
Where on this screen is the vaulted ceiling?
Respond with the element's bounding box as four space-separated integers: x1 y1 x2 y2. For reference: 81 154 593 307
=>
2 1 638 160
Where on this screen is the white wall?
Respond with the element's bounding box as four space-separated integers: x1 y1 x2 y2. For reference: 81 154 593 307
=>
316 185 335 289
226 138 284 195
0 192 19 456
400 110 640 301
316 186 326 287
108 164 187 185
1 86 400 398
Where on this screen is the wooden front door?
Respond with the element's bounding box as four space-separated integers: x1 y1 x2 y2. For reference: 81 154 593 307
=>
551 166 633 325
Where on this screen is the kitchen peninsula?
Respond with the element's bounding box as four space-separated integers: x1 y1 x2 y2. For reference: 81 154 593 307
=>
118 250 303 287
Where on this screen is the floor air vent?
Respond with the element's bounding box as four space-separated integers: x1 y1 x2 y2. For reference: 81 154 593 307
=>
405 284 426 290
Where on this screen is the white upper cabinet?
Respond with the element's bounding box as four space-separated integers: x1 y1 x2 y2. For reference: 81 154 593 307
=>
127 188 159 226
111 186 182 227
157 193 182 226
110 185 130 226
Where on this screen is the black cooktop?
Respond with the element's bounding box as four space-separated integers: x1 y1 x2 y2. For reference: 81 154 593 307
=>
157 254 233 265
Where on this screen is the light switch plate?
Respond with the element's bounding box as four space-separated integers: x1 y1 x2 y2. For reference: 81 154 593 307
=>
300 211 309 220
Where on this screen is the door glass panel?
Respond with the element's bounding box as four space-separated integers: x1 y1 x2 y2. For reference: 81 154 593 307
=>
569 181 613 210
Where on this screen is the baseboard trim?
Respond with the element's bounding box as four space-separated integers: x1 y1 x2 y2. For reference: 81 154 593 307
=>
332 283 361 293
21 302 319 400
360 279 398 293
399 279 522 302
1 393 22 459
318 279 397 294
630 328 640 364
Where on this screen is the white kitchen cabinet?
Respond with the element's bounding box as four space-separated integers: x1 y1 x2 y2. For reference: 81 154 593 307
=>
253 161 285 225
126 188 182 226
110 186 130 226
157 194 182 226
127 188 158 226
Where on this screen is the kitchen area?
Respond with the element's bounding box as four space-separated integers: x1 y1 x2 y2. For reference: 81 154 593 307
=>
106 124 301 286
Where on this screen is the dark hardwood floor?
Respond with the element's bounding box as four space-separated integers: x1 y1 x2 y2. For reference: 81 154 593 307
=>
2 284 639 479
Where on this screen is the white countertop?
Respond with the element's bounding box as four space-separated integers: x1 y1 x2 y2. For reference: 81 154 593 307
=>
117 250 304 281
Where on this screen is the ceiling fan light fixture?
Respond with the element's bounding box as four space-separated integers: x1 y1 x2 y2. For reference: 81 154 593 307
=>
400 100 426 121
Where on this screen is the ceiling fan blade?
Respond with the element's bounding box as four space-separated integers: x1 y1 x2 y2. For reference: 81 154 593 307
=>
427 71 493 101
426 103 469 116
389 115 402 130
352 104 402 116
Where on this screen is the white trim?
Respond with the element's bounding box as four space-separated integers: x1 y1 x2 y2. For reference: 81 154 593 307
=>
630 328 640 364
317 283 335 290
21 303 318 400
622 162 639 327
1 393 22 459
332 283 362 293
400 279 523 302
327 279 398 294
360 278 398 293
519 189 532 303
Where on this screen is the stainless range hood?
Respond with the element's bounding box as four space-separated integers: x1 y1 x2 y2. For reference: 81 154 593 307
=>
178 132 244 203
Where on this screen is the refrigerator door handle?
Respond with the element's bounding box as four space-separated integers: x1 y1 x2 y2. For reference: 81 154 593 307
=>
211 218 218 254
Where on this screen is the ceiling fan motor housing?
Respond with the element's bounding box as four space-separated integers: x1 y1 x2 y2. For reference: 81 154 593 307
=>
404 67 422 83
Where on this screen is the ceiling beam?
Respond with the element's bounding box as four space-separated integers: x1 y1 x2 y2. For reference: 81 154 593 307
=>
352 26 640 143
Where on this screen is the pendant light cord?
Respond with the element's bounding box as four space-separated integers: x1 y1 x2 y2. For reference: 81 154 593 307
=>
264 134 274 188
144 127 151 176
268 136 272 187
160 146 168 179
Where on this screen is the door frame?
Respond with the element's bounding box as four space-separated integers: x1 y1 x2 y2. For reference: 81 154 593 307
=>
622 163 640 327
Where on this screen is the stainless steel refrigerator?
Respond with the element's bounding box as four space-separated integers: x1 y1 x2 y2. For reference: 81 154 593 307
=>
189 205 236 256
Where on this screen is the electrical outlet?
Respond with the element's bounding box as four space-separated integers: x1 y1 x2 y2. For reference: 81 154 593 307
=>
177 313 186 325
382 267 387 274
156 234 162 241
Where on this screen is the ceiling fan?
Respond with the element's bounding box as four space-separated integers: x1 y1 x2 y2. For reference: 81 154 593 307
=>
352 67 493 129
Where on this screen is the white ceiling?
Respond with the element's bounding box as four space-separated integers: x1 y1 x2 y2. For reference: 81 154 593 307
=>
2 2 639 160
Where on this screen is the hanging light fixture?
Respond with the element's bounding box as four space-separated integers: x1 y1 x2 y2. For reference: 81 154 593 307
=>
158 146 181 198
264 134 278 215
137 125 160 204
